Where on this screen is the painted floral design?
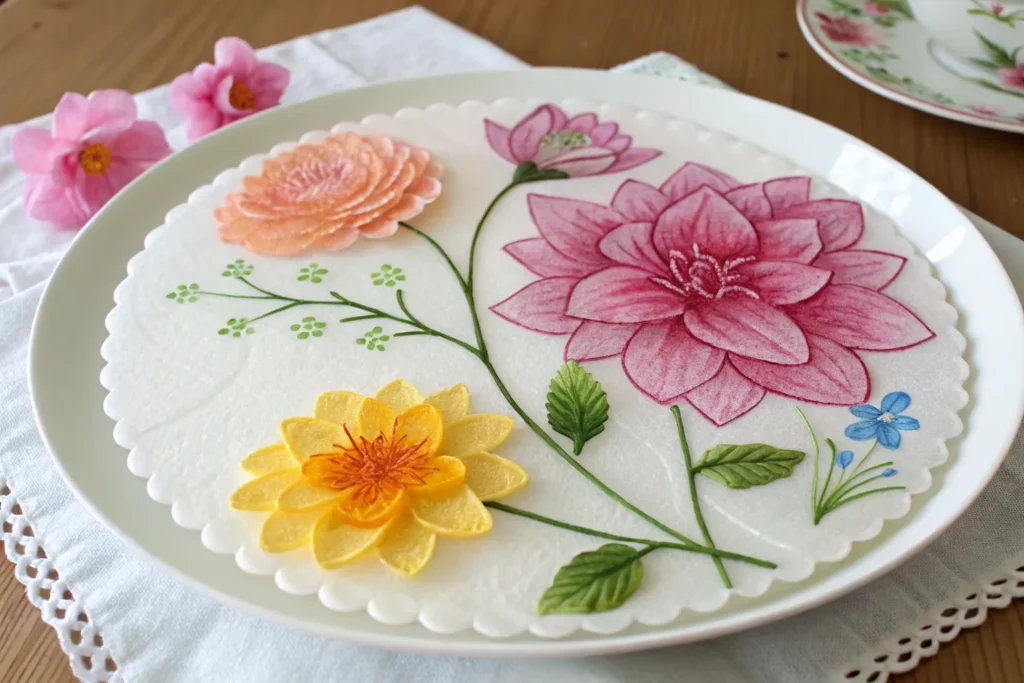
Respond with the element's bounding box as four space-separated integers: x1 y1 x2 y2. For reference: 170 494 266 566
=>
485 104 660 177
215 132 443 255
230 380 528 576
493 163 932 425
845 390 920 448
815 12 886 47
1001 64 1024 91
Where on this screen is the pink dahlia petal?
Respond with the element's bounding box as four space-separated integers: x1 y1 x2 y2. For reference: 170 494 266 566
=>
565 321 640 361
22 175 89 229
82 90 138 138
214 37 258 79
52 92 89 140
527 194 622 268
603 147 661 174
605 134 632 153
731 334 869 404
786 284 933 350
503 238 597 278
653 187 760 261
565 113 598 134
685 361 766 425
543 147 616 176
491 277 580 334
812 249 906 290
763 176 810 214
756 218 822 264
724 184 772 221
508 105 557 162
659 162 741 201
737 261 832 305
611 179 671 222
484 120 516 163
623 320 726 403
590 122 618 146
779 199 864 252
598 222 670 276
11 127 66 175
567 266 687 324
109 121 172 163
684 297 810 364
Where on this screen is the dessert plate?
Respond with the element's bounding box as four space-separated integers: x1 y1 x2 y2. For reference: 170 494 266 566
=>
798 0 1024 133
28 69 1024 656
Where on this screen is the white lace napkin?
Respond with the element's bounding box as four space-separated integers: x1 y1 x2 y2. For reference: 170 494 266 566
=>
1 7 1022 683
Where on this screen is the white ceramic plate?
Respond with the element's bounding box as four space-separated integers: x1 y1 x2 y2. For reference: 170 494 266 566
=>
28 69 1024 657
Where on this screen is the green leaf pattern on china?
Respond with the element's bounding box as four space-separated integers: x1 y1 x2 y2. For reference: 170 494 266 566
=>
693 444 806 489
370 264 406 287
290 316 326 340
355 326 390 351
166 283 200 304
217 317 255 338
546 360 610 456
537 543 644 616
221 259 253 278
298 263 328 283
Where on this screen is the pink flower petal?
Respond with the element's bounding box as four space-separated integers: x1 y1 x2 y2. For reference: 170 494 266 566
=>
22 175 89 229
249 62 290 104
214 37 258 79
724 184 772 221
736 261 832 305
82 90 138 138
659 162 740 201
565 113 598 134
812 249 906 290
503 238 597 278
484 120 516 163
567 266 688 324
731 334 869 405
611 179 671 222
79 171 118 216
603 147 661 174
590 122 618 146
52 92 88 140
623 320 726 403
104 160 145 192
779 199 864 252
508 105 556 163
110 121 172 163
653 187 760 261
491 278 580 334
598 222 670 276
786 284 933 350
11 127 67 175
605 134 631 153
170 72 212 117
527 194 622 268
565 321 640 361
186 109 224 142
685 361 766 425
684 297 810 364
543 147 617 176
214 75 253 117
755 218 822 264
763 176 810 214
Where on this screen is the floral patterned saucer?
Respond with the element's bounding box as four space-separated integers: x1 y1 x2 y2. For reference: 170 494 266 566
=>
798 0 1024 133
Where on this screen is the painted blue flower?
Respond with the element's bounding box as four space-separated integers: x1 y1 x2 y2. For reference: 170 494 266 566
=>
882 468 898 477
844 391 920 450
836 450 854 469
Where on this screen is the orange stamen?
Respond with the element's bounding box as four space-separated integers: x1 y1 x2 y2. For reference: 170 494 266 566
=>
78 143 111 175
228 82 256 110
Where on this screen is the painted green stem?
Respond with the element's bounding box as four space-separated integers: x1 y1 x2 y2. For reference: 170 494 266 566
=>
816 438 839 511
796 408 820 521
823 461 895 510
465 181 518 360
671 405 731 588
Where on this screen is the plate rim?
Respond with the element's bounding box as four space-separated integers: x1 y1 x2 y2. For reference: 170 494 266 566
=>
27 68 1024 657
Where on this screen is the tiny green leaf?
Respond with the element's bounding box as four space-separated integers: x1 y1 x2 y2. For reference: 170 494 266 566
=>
218 328 229 335
298 275 309 281
298 332 309 340
290 324 300 331
312 330 322 337
974 30 1016 67
372 326 383 334
545 360 610 456
356 338 366 345
693 444 805 489
538 544 644 615
165 293 176 299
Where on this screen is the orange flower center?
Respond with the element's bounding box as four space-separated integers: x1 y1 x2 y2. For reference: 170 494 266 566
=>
78 143 111 175
228 82 256 110
304 423 437 507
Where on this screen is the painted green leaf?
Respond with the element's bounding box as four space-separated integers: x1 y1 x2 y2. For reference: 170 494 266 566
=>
975 30 1016 67
538 544 644 615
545 360 609 456
694 444 805 489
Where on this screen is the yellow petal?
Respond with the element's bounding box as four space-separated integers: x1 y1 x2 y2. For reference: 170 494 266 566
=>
277 479 344 511
408 455 466 500
411 484 492 537
281 417 353 462
358 397 397 439
314 391 366 425
335 487 407 528
461 452 530 501
395 404 443 457
377 517 436 577
260 504 333 552
441 414 515 458
313 509 390 569
374 379 423 414
424 384 471 424
241 444 297 476
230 469 301 510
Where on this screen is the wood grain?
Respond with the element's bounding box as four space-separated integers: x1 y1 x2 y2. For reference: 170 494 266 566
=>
0 0 1021 681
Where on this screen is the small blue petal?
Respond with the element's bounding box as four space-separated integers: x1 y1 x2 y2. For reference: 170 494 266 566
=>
849 404 883 419
877 423 902 450
845 420 881 441
836 450 854 469
890 415 920 431
882 468 898 477
881 391 911 415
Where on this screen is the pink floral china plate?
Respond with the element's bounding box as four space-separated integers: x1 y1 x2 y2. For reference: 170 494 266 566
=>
99 99 966 638
798 0 1024 133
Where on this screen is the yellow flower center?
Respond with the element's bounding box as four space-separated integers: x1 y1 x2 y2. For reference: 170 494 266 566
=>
78 143 112 175
228 82 256 110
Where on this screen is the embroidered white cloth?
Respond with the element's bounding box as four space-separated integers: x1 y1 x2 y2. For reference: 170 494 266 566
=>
1 7 1022 682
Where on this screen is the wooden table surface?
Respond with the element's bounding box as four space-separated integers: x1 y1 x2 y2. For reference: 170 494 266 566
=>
0 0 1021 681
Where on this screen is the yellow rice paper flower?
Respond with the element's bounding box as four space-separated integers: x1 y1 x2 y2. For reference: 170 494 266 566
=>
230 380 529 577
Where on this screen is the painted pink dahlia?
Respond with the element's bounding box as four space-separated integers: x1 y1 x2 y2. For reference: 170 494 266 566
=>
815 13 884 48
492 163 933 425
999 65 1024 91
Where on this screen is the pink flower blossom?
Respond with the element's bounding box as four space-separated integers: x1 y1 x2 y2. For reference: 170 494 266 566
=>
863 1 889 15
170 37 289 142
1000 65 1024 91
815 12 884 48
485 104 660 177
492 163 932 425
12 90 172 231
993 4 1005 15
